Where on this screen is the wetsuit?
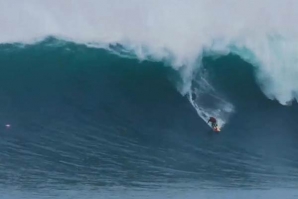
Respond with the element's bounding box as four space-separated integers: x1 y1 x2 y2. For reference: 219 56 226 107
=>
208 117 217 128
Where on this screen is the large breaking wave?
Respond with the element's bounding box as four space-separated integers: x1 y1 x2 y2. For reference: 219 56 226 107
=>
1 0 298 127
1 40 298 196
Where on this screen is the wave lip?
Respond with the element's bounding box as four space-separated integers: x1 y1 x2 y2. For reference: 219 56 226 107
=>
0 41 298 194
1 1 298 105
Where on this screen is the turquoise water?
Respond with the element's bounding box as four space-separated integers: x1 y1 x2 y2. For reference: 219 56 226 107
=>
0 41 298 198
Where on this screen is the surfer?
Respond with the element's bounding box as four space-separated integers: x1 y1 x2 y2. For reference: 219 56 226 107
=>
208 117 217 128
208 117 220 132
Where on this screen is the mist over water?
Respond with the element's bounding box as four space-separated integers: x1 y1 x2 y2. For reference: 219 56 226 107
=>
1 0 298 104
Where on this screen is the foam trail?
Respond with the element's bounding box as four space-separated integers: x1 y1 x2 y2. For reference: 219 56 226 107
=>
1 0 298 105
187 74 234 129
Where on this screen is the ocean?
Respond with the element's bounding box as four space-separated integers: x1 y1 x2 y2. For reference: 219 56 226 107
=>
1 1 298 198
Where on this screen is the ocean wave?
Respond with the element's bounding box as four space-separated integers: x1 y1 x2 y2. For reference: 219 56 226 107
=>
1 41 298 194
0 0 298 105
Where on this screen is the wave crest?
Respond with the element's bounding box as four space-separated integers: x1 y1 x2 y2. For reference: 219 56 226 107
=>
1 0 298 105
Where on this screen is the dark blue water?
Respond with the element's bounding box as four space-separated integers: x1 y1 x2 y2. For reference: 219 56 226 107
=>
0 40 298 198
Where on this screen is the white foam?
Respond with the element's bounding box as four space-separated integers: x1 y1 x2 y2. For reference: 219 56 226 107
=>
187 74 235 128
1 0 298 105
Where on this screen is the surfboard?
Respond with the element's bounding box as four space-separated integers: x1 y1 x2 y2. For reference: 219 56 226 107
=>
213 126 221 132
208 123 221 132
211 124 221 132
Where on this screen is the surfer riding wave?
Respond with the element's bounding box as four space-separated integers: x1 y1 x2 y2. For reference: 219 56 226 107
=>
208 117 220 132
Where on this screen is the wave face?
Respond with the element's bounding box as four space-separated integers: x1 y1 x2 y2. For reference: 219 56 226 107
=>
1 0 298 105
1 1 298 198
1 41 298 199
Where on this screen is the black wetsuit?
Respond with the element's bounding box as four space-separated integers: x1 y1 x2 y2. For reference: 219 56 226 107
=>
208 117 217 128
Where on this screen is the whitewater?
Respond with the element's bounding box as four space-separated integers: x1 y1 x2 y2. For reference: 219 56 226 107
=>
1 0 298 106
1 2 298 198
